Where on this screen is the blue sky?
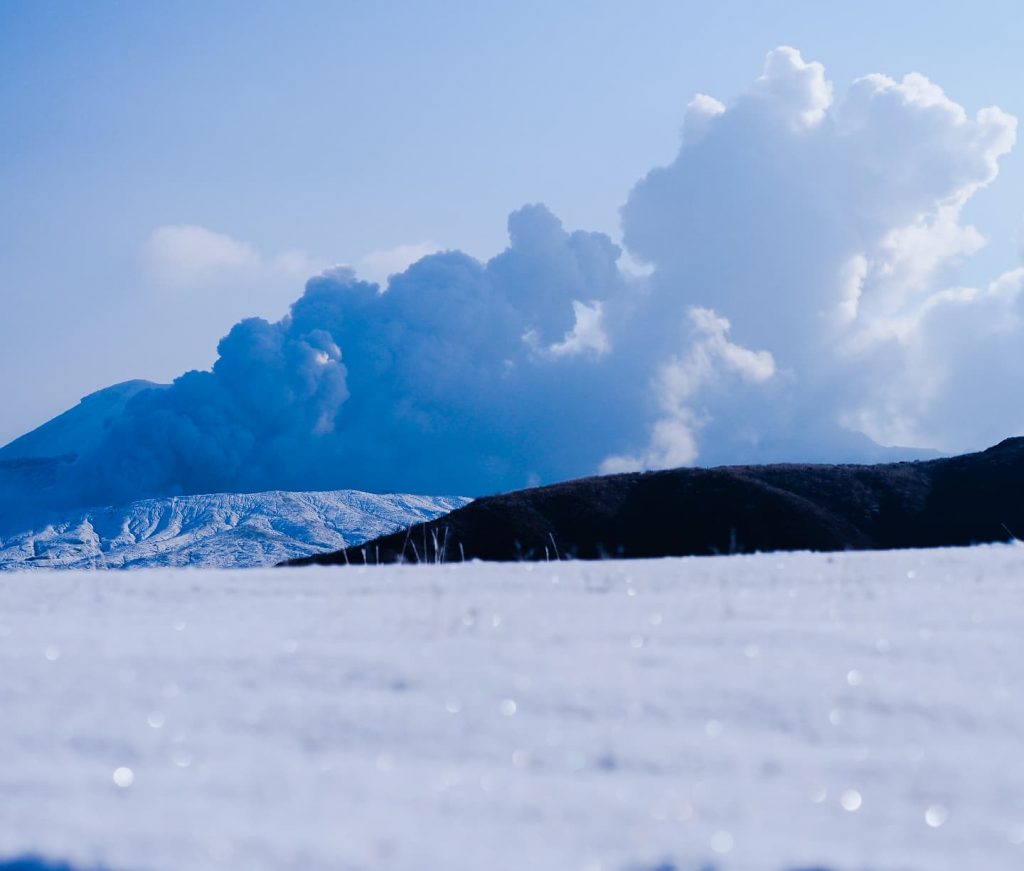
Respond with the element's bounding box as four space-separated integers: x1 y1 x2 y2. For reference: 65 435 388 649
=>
2 0 1023 448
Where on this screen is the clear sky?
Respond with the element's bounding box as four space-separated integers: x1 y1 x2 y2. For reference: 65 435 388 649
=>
2 0 1023 447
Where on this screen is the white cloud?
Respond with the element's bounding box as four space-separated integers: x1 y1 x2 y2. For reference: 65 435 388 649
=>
837 255 868 323
139 51 1023 477
847 267 1024 450
601 308 774 473
751 46 832 129
359 242 441 287
682 93 725 145
877 208 986 297
622 46 1019 459
527 300 610 359
834 73 1015 226
32 45 1024 514
141 225 322 291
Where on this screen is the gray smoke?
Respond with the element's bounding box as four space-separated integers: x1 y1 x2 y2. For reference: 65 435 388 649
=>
4 47 1022 521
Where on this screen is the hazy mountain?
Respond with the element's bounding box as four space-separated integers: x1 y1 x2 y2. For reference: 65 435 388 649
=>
0 380 168 462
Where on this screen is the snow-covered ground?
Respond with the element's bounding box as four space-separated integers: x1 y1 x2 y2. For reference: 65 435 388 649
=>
0 490 469 570
2 546 1024 871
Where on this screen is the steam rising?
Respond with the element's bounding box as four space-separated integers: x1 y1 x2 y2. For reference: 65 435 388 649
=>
4 47 1023 518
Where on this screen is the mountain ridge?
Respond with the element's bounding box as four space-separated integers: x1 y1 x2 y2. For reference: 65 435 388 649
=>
0 380 168 462
287 438 1024 565
0 489 469 571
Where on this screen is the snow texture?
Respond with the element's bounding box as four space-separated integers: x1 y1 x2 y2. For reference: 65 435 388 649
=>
2 546 1023 870
0 490 468 571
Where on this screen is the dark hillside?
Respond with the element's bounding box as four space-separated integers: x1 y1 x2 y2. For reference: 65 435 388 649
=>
286 438 1024 565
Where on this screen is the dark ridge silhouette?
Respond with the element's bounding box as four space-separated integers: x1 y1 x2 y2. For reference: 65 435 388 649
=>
285 438 1024 566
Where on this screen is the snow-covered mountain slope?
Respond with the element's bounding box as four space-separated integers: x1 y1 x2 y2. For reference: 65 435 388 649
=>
1 546 1023 871
0 490 469 571
0 380 167 461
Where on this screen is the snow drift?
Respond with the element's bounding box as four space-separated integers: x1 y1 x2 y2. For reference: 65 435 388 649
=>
2 547 1023 870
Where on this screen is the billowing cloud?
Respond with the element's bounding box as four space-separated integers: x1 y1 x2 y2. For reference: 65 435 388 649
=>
619 45 1017 464
14 205 638 512
846 267 1024 451
601 308 774 473
4 47 1023 518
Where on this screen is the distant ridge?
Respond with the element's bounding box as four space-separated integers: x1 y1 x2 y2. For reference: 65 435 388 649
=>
288 438 1024 565
0 489 469 571
0 380 166 462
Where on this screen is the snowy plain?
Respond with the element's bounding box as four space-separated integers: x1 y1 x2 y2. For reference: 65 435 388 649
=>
2 545 1024 871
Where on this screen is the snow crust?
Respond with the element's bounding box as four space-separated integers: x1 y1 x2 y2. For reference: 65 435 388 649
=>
2 546 1024 870
0 490 469 570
